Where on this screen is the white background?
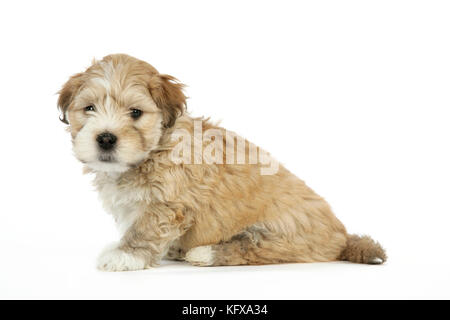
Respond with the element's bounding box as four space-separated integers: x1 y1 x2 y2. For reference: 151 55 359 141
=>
0 0 449 299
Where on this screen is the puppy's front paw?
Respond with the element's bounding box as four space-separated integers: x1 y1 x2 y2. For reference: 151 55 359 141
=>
97 244 147 272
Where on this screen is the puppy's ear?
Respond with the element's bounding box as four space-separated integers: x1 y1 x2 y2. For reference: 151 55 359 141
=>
57 73 84 124
148 74 186 128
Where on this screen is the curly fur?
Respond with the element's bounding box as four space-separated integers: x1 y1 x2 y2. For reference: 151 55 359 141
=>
58 54 387 271
339 234 387 264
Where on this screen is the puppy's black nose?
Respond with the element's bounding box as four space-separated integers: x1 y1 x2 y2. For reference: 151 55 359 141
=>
96 132 117 151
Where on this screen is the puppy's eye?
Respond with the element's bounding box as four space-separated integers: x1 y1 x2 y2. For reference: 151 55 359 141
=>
130 108 143 119
85 105 95 112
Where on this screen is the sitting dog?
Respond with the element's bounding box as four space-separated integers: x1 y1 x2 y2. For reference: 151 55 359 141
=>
58 54 386 271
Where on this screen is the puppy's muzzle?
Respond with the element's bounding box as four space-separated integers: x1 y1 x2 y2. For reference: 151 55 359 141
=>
97 132 117 151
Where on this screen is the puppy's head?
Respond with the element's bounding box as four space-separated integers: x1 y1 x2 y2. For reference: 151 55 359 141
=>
58 54 186 173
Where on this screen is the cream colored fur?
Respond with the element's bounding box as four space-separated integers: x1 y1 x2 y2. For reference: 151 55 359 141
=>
58 54 387 271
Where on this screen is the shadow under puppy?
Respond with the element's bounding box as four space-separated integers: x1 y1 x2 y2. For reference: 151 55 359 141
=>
58 54 386 271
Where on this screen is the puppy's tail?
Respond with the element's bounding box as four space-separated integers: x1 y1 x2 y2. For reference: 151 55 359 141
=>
339 234 387 264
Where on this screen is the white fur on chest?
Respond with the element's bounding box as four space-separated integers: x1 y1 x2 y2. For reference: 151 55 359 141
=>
95 174 149 235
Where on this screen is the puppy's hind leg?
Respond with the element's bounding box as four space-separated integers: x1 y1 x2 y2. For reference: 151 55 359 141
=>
185 225 301 266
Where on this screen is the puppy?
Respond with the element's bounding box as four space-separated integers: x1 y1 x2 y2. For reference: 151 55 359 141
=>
58 54 386 271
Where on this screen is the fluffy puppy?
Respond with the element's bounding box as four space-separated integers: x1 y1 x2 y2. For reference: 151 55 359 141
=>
58 54 386 271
